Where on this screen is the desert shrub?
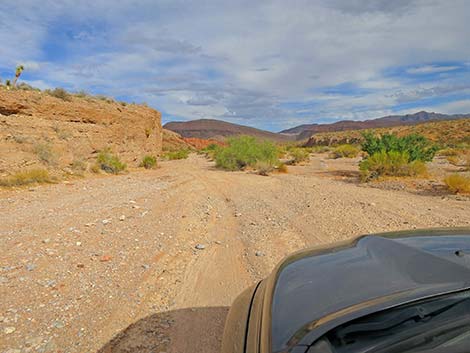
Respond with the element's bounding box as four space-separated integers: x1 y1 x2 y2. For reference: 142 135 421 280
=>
331 144 360 159
444 174 470 194
140 155 157 169
254 161 274 176
201 143 221 160
163 149 190 160
96 95 114 103
361 132 438 162
214 136 279 171
145 128 152 138
289 148 310 164
46 88 71 101
276 162 288 173
34 143 56 165
71 159 87 173
16 82 39 91
0 169 51 187
359 150 427 181
13 135 28 144
96 149 127 174
309 145 331 153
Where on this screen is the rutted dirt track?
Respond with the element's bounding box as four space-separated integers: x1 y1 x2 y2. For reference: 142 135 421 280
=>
1 154 470 353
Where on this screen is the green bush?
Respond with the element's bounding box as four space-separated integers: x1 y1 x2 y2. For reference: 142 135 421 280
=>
96 149 127 174
359 150 426 181
163 149 190 160
140 155 157 169
361 132 438 162
289 148 310 164
214 136 279 171
331 144 360 159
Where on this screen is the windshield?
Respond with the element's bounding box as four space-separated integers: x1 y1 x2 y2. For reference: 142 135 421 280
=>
309 290 470 353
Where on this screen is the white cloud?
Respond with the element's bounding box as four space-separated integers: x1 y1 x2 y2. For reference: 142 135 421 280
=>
0 0 469 130
407 65 460 75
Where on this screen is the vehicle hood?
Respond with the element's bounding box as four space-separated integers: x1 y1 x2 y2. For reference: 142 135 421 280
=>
269 229 470 353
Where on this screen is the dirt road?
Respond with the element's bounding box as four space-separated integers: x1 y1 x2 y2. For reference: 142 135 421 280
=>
1 154 470 353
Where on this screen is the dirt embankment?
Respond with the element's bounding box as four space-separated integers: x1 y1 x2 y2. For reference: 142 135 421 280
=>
0 90 162 176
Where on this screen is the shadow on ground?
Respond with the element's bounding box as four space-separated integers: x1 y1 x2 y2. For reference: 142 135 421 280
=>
98 306 229 353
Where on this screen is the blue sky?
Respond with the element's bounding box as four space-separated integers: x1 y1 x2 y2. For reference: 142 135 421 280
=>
1 0 470 131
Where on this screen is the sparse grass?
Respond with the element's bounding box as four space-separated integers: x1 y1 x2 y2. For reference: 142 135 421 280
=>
359 151 427 181
0 169 51 187
214 136 279 171
288 148 310 165
163 149 190 160
52 124 72 140
71 159 87 174
46 88 71 101
12 135 28 144
140 155 157 169
96 149 127 174
145 128 152 138
34 143 56 165
444 174 470 194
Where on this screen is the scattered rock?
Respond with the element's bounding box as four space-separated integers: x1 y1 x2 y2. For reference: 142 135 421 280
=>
4 326 16 334
214 240 222 245
42 238 50 244
255 251 265 257
142 264 150 270
235 212 242 217
25 263 37 271
52 320 65 329
195 244 206 250
102 219 111 225
100 255 112 262
119 215 126 221
76 263 85 269
76 241 82 246
0 276 9 284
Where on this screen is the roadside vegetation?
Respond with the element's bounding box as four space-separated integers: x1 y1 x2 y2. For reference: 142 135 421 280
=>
359 133 438 181
214 136 285 175
95 149 127 174
444 174 470 194
140 155 158 169
0 169 52 187
163 149 190 160
330 144 360 159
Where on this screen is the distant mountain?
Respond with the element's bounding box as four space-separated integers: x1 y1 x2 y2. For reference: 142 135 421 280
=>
164 119 294 142
280 111 470 140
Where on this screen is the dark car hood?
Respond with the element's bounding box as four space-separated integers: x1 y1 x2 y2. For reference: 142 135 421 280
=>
269 229 470 353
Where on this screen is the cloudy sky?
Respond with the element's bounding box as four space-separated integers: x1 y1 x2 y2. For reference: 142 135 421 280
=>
1 0 469 131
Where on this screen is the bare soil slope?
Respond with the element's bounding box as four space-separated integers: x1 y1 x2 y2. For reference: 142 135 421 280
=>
0 90 162 176
1 154 469 353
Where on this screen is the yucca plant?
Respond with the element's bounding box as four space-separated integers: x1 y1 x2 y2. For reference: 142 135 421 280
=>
13 65 24 87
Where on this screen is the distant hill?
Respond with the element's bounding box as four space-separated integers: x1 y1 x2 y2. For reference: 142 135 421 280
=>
304 118 470 147
164 119 294 142
280 111 470 140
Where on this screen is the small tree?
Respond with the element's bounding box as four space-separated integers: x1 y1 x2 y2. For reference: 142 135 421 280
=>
13 65 24 87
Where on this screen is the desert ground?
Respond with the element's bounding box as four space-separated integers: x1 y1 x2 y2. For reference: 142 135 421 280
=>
1 154 470 353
